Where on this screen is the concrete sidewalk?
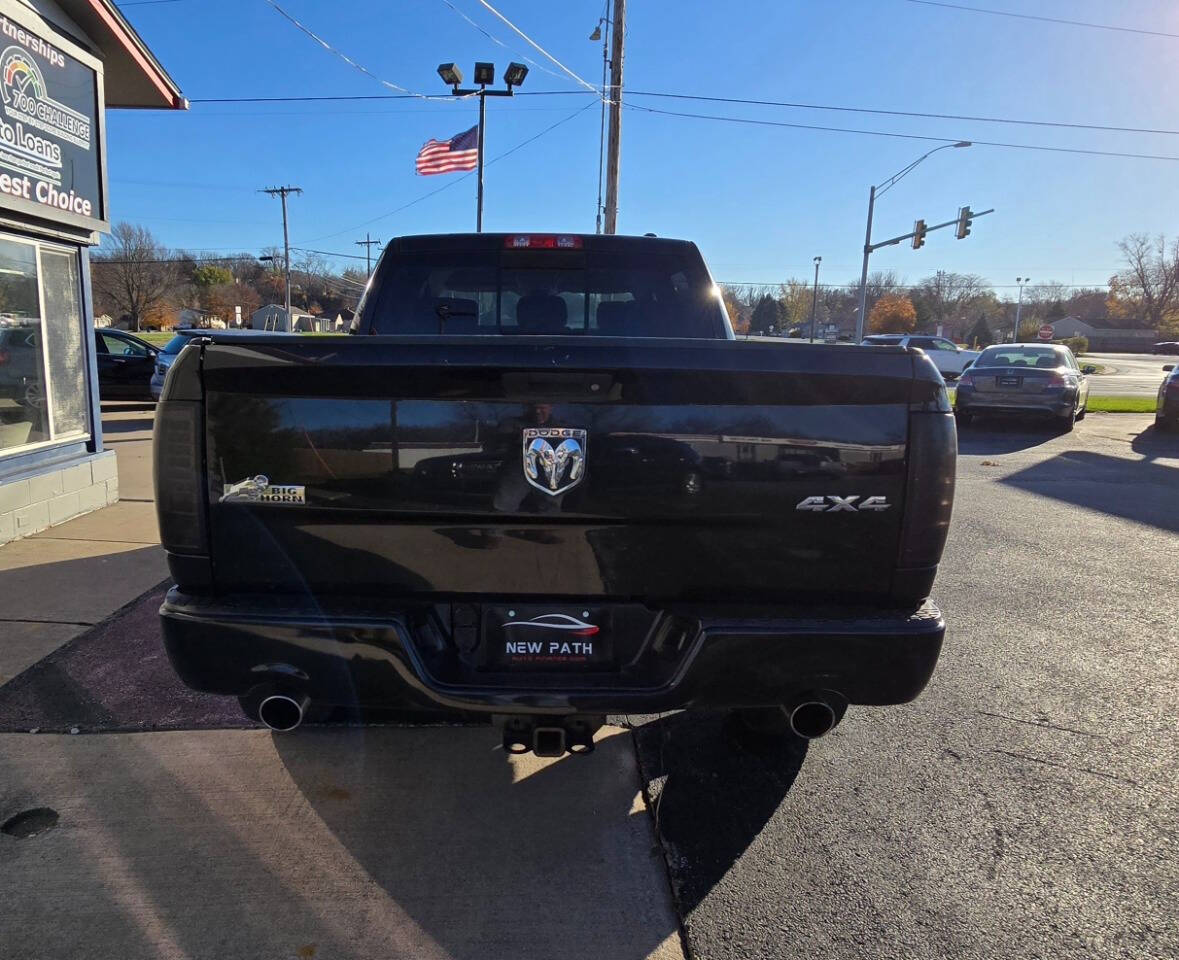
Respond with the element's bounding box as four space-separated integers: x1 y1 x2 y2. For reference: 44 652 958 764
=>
0 402 167 686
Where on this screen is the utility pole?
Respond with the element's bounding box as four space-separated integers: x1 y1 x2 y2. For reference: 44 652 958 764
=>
261 185 302 318
603 0 625 234
355 233 382 277
592 3 611 234
810 256 822 343
1014 277 1030 343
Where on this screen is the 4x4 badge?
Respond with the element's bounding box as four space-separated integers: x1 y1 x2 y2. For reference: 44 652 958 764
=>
796 495 890 512
523 427 587 496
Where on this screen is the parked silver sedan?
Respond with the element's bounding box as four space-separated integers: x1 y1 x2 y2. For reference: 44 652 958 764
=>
954 344 1094 431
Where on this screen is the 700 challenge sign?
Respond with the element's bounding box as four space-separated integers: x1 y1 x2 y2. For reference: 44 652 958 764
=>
0 17 103 228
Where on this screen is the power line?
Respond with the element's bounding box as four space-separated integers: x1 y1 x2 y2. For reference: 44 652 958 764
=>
262 0 464 102
474 0 605 98
187 91 583 103
903 0 1179 40
434 0 572 86
627 90 1179 138
718 280 1114 291
293 246 368 261
626 103 1179 163
294 100 596 244
187 87 1179 139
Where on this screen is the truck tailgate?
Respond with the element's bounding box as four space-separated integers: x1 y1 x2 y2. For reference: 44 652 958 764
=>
196 337 922 603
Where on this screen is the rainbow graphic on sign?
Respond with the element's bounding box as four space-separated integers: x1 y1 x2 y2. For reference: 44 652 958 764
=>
2 54 43 100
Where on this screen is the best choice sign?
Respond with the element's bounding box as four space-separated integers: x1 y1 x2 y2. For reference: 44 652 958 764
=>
0 15 104 230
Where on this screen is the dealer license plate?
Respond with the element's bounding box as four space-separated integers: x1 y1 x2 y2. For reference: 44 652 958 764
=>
482 605 615 671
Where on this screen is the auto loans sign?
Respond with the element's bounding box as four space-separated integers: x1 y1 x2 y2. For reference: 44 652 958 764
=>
0 16 103 226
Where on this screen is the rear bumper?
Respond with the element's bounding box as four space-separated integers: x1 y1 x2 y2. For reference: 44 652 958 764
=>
956 390 1075 417
159 588 945 714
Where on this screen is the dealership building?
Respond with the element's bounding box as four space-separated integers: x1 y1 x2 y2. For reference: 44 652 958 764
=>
0 0 183 544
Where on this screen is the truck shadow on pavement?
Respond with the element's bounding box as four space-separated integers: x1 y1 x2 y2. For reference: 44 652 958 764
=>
1130 421 1178 460
630 712 808 916
273 723 685 960
1000 448 1179 533
956 420 1065 455
268 713 808 958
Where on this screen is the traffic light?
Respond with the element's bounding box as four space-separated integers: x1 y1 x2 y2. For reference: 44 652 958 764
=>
912 219 927 250
955 205 973 239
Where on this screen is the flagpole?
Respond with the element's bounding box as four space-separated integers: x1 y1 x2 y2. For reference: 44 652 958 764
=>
476 92 486 232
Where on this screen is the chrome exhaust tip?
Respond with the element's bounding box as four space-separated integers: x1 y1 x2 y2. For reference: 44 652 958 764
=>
257 693 309 732
789 699 838 739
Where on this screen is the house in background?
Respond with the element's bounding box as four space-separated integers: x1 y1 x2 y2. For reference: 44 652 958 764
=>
316 307 355 332
251 304 314 332
1045 316 1159 352
175 308 222 329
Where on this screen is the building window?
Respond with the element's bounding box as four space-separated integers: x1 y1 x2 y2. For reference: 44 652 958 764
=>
0 234 89 456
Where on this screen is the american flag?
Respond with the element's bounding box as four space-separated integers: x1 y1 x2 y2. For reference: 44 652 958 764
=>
416 125 479 175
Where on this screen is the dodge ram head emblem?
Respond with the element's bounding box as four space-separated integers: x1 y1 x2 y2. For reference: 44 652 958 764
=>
523 427 587 496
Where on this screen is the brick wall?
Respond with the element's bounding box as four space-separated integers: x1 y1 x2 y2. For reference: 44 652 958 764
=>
0 450 119 544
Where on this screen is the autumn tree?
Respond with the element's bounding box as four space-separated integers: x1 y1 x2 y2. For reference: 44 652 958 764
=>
192 264 233 290
91 222 179 331
778 279 813 332
205 281 260 326
868 294 917 334
720 285 749 334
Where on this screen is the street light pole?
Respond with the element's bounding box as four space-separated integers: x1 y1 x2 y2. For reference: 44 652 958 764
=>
1014 277 1030 342
855 141 972 342
476 91 487 232
810 256 822 343
438 62 528 232
856 185 876 340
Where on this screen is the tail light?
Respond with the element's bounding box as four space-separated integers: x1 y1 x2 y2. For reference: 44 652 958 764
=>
153 399 209 560
894 410 957 603
0 349 9 365
1046 373 1075 387
504 234 583 249
957 372 974 387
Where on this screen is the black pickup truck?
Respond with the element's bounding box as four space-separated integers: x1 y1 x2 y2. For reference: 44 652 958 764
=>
154 233 955 755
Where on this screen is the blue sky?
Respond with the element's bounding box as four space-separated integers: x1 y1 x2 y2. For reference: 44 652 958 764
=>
109 0 1179 293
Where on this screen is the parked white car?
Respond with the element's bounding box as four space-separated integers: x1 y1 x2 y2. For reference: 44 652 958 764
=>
860 334 980 380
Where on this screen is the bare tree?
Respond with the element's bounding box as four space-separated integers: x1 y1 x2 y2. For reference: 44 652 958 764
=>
911 271 988 337
1113 233 1179 331
91 223 178 331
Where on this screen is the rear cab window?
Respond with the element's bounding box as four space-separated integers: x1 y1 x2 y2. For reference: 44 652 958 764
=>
361 235 730 339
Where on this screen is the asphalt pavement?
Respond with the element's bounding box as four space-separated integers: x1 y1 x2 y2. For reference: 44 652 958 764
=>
2 408 1176 959
634 412 1178 960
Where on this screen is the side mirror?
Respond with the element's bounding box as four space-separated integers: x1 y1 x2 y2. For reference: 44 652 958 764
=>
1165 364 1176 372
1082 365 1097 374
